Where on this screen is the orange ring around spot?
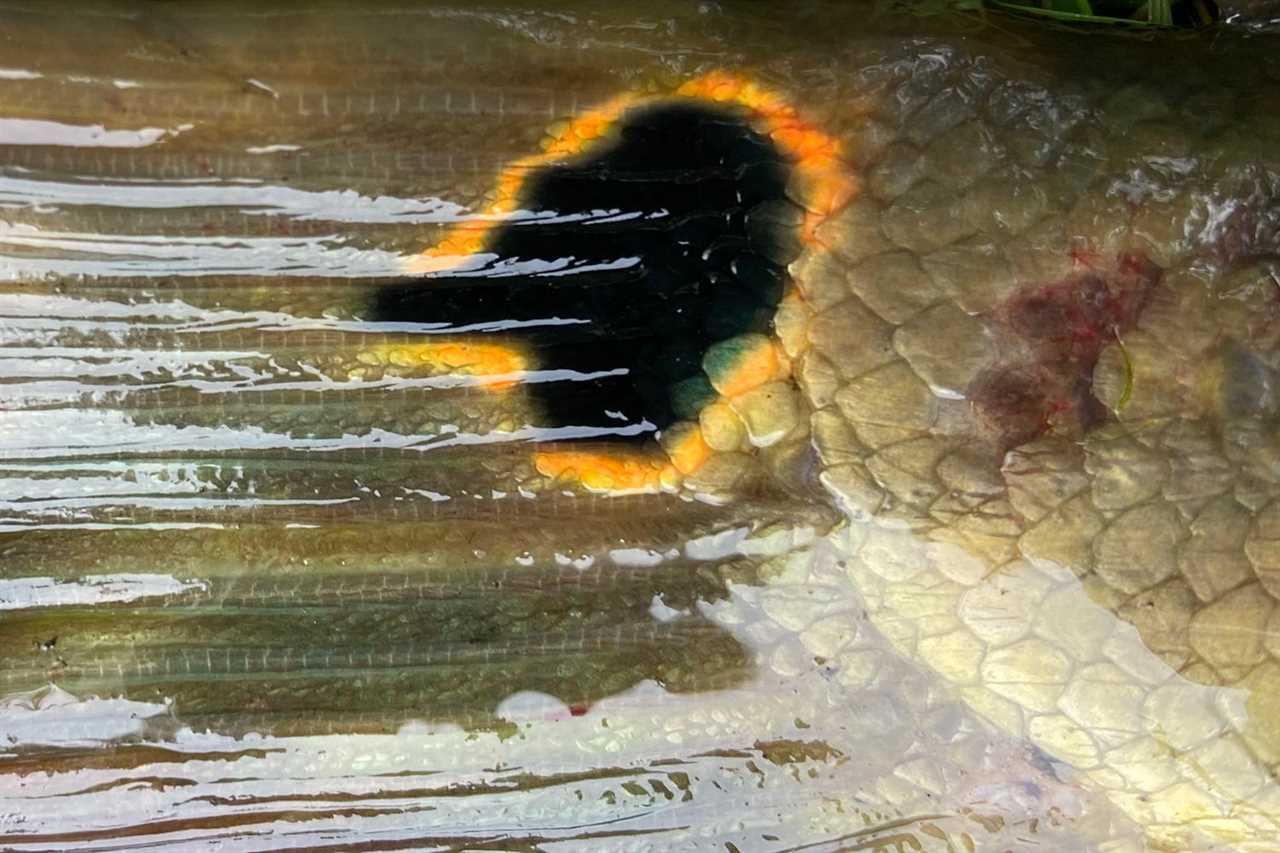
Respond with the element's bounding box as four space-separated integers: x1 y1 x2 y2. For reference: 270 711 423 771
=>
403 70 857 276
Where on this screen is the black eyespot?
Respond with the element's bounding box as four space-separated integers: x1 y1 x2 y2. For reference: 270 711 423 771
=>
369 102 799 439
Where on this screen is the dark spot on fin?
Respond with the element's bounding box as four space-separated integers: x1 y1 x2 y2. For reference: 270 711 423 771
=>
370 102 799 438
971 251 1161 451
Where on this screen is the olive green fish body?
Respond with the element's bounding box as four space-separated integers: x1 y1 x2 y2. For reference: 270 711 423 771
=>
4 4 1280 851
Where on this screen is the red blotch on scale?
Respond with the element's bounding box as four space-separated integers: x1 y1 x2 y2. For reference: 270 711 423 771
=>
970 251 1161 452
1068 243 1102 269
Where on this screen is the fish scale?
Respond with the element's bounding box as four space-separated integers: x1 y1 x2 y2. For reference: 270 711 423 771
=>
791 25 1280 851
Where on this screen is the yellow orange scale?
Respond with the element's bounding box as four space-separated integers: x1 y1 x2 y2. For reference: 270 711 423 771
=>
396 70 856 494
362 341 529 390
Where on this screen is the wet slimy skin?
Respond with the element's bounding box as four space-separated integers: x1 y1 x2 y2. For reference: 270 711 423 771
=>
6 6 1280 851
782 60 1280 852
358 66 1280 849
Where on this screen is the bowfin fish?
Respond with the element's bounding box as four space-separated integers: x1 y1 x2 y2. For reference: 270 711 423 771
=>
4 6 1280 851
